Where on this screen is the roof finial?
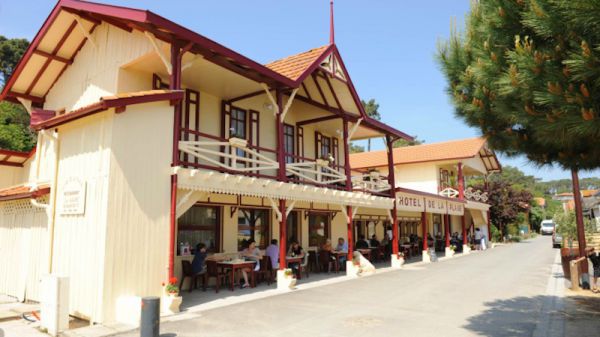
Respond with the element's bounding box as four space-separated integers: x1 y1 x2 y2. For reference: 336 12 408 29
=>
329 0 335 45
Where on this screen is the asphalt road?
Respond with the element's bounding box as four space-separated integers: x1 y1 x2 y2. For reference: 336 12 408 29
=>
122 236 560 337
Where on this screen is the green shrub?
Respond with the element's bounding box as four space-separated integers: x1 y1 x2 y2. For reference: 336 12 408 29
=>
490 225 502 242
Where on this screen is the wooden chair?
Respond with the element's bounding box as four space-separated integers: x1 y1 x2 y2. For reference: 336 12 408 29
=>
300 252 310 279
205 260 228 293
180 260 207 293
318 250 335 273
257 255 274 285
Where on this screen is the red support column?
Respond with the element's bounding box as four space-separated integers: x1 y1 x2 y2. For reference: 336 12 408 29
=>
572 168 588 273
347 206 354 262
168 41 182 279
421 211 428 252
444 214 450 248
392 203 399 255
279 199 287 270
487 210 492 243
462 215 467 246
386 135 399 256
457 162 464 200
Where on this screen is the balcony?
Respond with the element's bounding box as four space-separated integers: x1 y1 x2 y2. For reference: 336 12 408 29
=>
351 170 391 195
178 134 348 189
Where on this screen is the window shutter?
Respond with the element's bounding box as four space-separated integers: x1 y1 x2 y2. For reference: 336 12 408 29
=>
184 89 200 165
332 137 339 167
297 126 304 161
315 132 322 159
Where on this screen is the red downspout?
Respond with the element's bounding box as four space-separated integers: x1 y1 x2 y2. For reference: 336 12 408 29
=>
279 199 287 270
572 168 588 273
342 118 354 261
386 135 399 256
168 41 182 279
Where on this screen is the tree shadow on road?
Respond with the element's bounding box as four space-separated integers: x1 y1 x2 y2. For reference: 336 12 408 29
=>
463 294 600 337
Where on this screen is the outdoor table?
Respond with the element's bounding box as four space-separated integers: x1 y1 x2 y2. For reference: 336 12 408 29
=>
401 244 412 259
217 260 256 291
285 256 303 279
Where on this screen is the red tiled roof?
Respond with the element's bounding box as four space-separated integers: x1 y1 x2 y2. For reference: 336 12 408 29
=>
350 137 489 170
0 183 50 202
0 148 34 167
265 46 329 81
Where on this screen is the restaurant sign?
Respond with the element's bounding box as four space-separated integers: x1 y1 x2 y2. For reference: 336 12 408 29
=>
396 192 425 212
425 197 447 214
447 200 465 216
61 178 86 215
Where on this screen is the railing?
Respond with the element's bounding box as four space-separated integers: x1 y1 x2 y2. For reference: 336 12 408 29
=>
178 133 348 189
438 186 489 202
351 172 391 193
464 187 489 202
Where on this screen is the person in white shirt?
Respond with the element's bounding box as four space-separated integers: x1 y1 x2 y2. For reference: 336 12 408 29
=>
474 228 482 250
265 239 279 269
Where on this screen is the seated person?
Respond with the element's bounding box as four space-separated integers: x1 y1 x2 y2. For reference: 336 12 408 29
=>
427 234 434 249
319 239 336 272
355 235 370 249
335 237 348 268
321 239 333 252
265 239 279 269
240 239 263 288
191 243 208 275
287 240 305 277
381 233 392 256
370 234 381 248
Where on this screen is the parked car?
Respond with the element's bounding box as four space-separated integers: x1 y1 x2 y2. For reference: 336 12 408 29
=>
552 231 562 248
540 220 555 235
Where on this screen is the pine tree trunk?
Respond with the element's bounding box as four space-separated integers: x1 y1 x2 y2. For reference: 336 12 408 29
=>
571 168 588 273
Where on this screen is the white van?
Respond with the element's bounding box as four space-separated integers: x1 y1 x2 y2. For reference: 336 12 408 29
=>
540 220 555 235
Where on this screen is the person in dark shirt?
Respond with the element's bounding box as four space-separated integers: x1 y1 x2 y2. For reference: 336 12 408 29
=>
370 234 380 248
588 249 600 293
191 243 207 275
287 240 305 277
356 235 369 249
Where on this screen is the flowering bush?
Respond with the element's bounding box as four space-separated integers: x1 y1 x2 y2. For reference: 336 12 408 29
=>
163 277 179 294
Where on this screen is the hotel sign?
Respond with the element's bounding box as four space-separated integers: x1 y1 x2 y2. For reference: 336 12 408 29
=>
396 192 424 212
425 197 447 214
61 178 86 215
447 200 465 216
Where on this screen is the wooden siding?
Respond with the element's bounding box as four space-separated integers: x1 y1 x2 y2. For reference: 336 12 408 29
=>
0 197 48 302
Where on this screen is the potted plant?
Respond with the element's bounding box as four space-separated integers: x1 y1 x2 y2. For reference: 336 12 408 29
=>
162 277 182 314
281 268 297 289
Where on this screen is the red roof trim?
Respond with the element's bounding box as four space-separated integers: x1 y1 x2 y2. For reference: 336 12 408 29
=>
33 90 184 130
0 149 31 158
0 186 51 202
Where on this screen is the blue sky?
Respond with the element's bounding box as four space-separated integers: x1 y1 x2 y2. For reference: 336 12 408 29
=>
1 0 598 181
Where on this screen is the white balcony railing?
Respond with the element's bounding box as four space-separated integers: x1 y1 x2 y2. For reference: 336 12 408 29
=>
438 186 489 202
351 172 391 193
179 138 347 186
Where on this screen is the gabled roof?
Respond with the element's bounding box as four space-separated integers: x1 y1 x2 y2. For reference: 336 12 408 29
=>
350 137 501 173
266 46 330 81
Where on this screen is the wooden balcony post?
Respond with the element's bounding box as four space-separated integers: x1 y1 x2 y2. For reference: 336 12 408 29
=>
457 162 464 200
279 199 287 270
276 89 286 182
462 214 467 246
487 210 492 245
342 118 351 190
